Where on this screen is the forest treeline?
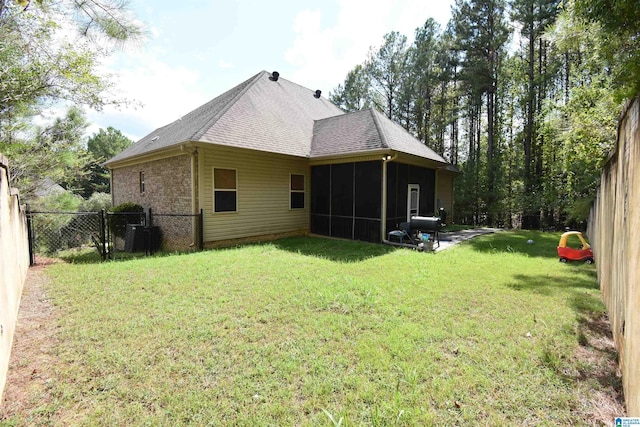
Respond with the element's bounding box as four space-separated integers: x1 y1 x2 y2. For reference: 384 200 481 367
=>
330 0 639 229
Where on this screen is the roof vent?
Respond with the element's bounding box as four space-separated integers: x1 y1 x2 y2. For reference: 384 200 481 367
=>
269 71 279 82
314 89 322 98
151 136 159 141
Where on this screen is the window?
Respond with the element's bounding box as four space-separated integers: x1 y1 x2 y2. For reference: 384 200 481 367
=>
139 172 145 193
213 168 237 212
290 174 305 209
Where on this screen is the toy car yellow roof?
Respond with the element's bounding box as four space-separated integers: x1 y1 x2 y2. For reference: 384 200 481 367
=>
558 231 590 248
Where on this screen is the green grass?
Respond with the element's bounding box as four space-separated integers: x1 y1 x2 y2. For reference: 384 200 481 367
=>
10 232 612 425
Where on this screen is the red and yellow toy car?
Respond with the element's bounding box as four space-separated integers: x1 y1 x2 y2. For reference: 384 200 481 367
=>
557 231 594 264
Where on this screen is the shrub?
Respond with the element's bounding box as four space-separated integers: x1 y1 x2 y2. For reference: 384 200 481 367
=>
109 202 144 238
81 192 112 212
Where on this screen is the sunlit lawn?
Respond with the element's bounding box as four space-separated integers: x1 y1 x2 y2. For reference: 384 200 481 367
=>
9 232 612 425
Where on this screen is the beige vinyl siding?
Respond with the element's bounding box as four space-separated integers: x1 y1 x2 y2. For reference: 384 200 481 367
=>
436 171 454 216
200 145 310 242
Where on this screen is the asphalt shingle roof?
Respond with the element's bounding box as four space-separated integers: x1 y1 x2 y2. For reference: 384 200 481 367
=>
106 71 450 167
106 72 260 164
106 71 343 164
311 109 384 157
311 108 447 164
372 109 447 163
198 72 343 157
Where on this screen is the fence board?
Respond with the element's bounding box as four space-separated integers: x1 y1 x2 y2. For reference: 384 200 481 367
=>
588 96 640 415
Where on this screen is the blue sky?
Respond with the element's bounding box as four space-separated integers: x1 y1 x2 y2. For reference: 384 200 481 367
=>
87 0 455 141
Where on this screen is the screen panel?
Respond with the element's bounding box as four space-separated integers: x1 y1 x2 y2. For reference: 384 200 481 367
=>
311 165 330 215
355 161 381 218
331 163 354 217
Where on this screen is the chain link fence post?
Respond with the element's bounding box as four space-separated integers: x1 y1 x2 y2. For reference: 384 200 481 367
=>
26 204 35 266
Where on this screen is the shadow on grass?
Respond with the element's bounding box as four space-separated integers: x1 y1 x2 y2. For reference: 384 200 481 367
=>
508 270 625 415
50 236 396 265
52 248 197 265
507 270 599 295
465 230 578 260
272 236 396 263
541 311 625 416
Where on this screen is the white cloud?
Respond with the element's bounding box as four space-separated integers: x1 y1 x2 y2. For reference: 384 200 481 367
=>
78 0 455 141
218 59 234 69
88 55 208 141
285 0 453 93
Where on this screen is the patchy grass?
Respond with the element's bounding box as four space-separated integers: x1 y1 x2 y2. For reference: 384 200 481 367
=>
3 232 622 425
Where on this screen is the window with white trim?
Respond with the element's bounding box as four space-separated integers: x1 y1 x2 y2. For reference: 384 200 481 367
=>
213 168 237 213
290 174 305 209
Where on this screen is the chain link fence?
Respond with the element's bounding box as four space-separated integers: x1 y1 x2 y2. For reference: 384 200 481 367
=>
27 208 203 264
27 210 104 261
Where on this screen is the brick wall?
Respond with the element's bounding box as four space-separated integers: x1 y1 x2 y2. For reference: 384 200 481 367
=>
111 155 192 213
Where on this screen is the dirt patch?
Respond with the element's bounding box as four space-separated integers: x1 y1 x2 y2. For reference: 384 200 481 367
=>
575 314 627 424
0 264 59 421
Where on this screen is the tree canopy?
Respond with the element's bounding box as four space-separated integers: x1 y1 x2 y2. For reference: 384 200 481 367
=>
0 0 142 201
573 0 640 98
82 127 133 196
331 0 629 229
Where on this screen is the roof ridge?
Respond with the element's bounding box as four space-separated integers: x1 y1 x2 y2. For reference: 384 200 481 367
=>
374 108 447 163
276 74 326 97
369 108 389 149
191 71 267 140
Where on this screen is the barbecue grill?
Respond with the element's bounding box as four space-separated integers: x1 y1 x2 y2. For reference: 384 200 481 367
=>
384 215 442 251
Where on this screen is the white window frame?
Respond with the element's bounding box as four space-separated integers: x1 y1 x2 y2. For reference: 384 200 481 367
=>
290 173 305 210
407 184 420 221
213 167 238 213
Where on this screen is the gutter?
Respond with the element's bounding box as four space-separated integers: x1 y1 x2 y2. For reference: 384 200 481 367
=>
105 143 188 170
309 148 390 162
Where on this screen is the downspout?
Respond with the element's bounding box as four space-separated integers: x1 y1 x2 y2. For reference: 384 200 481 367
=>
182 144 199 246
192 148 199 247
109 168 114 207
381 153 397 242
190 148 199 214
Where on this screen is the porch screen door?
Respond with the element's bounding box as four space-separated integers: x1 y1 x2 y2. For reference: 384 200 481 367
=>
407 184 420 221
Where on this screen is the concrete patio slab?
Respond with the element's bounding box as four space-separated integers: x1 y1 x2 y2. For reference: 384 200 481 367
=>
435 228 501 252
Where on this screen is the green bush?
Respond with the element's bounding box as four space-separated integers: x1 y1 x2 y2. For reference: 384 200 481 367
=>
81 192 112 212
109 202 144 238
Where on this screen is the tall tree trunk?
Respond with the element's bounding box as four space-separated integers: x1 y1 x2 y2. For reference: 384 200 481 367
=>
523 2 536 229
451 75 459 165
475 100 482 226
440 80 446 157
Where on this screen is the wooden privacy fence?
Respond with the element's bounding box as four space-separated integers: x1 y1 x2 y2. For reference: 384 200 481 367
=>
587 96 640 415
0 155 30 402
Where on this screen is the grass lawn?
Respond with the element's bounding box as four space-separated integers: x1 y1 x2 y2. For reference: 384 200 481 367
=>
4 231 619 425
